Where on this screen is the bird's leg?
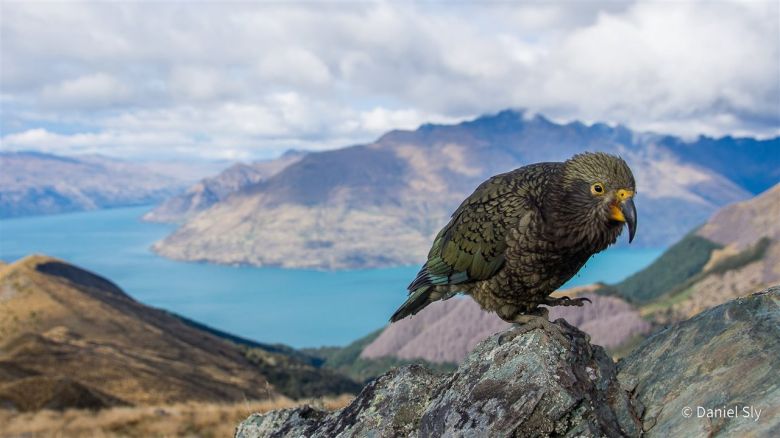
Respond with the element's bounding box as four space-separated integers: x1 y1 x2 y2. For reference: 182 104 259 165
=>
509 307 571 348
543 295 592 307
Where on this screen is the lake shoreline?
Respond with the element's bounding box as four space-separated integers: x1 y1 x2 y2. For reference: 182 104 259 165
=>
0 205 665 348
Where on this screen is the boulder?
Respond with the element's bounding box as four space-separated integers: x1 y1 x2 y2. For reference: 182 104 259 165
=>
237 321 641 437
619 285 779 437
236 286 779 437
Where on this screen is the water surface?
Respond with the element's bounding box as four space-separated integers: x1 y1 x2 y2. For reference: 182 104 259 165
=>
0 206 663 347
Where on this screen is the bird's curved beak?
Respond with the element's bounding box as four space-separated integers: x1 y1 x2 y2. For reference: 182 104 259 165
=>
621 198 637 243
609 194 637 243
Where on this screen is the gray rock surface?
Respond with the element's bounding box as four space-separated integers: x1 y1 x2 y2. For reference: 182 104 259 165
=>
237 319 642 437
619 285 779 437
237 287 779 437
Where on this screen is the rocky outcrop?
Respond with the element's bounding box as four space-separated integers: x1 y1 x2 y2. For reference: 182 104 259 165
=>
236 286 779 437
619 286 779 437
238 320 642 437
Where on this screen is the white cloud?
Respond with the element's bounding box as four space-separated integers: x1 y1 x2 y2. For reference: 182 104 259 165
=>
521 1 779 137
356 108 458 134
169 66 234 101
1 1 777 160
40 73 130 108
1 127 192 158
256 48 332 88
1 95 452 160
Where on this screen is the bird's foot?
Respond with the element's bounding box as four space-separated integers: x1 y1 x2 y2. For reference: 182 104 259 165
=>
543 295 592 307
509 313 572 349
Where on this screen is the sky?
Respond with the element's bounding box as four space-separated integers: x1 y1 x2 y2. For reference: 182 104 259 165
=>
1 0 778 161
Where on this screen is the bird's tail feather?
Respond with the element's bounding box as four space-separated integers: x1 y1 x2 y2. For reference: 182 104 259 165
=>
390 285 433 322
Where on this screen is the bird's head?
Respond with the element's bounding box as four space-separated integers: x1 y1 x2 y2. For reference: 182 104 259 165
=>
554 152 637 247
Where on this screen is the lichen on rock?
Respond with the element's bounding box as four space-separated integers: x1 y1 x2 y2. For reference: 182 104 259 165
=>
236 287 779 438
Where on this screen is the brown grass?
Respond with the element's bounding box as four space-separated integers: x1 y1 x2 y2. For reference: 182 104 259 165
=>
0 394 354 438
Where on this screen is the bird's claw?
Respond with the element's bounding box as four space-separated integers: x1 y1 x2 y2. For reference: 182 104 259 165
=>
544 295 592 307
509 314 572 349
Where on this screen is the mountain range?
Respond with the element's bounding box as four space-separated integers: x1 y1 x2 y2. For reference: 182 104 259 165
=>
0 151 221 218
142 150 306 223
150 110 779 269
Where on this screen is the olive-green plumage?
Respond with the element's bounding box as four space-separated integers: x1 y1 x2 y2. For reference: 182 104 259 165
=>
391 152 637 324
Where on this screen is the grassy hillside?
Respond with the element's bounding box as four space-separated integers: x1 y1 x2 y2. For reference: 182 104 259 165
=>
639 237 773 319
0 255 360 412
0 395 353 438
174 314 363 397
304 330 456 384
611 233 722 304
239 345 361 399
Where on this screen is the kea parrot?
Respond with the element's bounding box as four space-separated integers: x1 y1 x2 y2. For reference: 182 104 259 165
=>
391 152 637 345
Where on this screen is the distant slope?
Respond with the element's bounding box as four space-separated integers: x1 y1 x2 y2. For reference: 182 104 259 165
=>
0 255 358 411
356 287 649 365
303 330 457 384
607 183 780 323
308 285 650 373
661 135 780 194
611 233 723 305
143 150 305 223
153 109 771 269
0 152 218 218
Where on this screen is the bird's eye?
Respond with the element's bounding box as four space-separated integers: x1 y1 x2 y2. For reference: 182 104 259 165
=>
591 183 605 195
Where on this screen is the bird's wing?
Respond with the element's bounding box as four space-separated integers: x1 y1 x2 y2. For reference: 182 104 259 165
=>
408 172 532 290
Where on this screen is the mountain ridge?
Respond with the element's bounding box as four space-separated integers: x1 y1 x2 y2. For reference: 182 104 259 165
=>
0 151 220 218
143 150 306 223
152 109 774 269
0 255 359 410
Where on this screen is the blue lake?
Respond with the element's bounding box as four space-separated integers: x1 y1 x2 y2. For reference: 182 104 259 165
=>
0 206 663 348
